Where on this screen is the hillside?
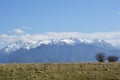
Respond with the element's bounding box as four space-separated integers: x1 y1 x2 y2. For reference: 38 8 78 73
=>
0 38 120 63
0 63 120 80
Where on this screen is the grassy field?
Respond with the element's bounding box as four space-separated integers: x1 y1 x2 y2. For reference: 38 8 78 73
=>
0 63 120 80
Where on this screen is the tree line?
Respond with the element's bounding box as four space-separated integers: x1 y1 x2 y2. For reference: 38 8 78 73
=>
96 53 119 62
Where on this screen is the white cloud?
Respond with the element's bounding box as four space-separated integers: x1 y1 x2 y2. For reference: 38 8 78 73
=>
12 29 26 35
1 30 120 48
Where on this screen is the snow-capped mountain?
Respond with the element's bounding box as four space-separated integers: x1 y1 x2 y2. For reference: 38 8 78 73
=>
0 38 119 63
4 40 51 54
3 38 113 54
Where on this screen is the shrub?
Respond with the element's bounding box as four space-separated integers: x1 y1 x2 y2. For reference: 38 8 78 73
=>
96 53 106 62
107 56 119 62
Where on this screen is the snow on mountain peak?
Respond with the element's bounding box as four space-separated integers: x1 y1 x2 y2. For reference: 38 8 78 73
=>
3 38 113 54
4 40 36 53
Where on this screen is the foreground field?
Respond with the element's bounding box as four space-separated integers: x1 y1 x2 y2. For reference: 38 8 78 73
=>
0 63 120 80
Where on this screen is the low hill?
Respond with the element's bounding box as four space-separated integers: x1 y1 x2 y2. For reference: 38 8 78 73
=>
0 63 120 80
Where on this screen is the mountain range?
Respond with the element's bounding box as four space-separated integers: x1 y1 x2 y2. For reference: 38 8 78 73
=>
0 38 119 63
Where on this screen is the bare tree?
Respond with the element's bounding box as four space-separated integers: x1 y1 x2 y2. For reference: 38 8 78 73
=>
96 53 106 62
107 56 119 62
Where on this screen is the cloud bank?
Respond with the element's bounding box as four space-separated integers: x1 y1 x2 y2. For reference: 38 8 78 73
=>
0 29 120 48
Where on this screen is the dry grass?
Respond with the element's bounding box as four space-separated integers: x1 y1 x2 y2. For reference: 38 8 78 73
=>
0 63 120 80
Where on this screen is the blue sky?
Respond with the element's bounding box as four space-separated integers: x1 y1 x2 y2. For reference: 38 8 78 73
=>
0 0 120 34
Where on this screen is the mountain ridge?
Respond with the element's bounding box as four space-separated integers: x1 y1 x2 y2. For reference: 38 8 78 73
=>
2 38 114 54
0 38 119 63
